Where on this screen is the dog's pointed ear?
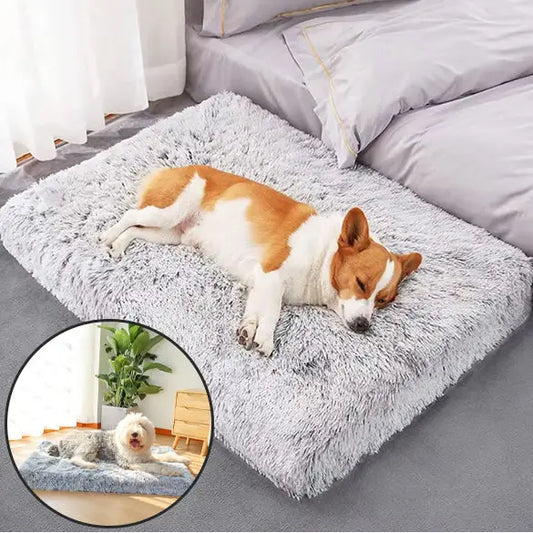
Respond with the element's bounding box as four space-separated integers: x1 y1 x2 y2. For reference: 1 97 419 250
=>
339 207 370 251
397 252 422 280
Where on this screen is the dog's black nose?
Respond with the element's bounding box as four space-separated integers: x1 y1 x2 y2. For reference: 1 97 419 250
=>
349 317 370 333
131 432 138 438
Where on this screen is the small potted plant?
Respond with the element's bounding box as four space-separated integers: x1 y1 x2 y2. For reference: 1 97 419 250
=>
97 324 172 429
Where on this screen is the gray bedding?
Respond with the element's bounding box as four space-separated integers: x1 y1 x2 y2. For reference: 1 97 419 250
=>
186 0 533 256
200 0 389 37
284 0 533 165
363 77 533 256
186 19 321 136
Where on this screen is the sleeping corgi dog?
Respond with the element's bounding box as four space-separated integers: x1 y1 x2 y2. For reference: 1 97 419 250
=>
101 165 422 356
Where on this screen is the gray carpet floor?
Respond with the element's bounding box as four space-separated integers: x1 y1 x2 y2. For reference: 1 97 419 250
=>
1 94 532 531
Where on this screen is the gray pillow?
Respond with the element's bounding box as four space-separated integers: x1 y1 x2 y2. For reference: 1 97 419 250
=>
201 0 383 37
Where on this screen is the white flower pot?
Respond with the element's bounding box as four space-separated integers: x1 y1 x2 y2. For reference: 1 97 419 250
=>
100 405 128 430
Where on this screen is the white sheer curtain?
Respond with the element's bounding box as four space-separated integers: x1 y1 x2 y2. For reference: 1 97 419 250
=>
0 0 185 173
7 325 101 440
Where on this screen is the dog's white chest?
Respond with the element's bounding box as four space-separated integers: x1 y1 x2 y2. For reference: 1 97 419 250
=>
181 198 261 284
280 214 341 305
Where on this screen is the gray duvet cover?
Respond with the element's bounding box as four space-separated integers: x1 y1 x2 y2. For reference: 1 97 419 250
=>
282 0 533 255
362 77 533 256
186 21 322 136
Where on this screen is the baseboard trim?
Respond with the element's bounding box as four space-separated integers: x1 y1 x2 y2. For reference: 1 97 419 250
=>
76 423 171 434
18 422 168 434
76 422 101 429
16 114 118 166
42 426 75 434
10 424 173 442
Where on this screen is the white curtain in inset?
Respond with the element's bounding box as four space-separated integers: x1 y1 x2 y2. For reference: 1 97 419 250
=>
7 325 101 440
0 0 185 173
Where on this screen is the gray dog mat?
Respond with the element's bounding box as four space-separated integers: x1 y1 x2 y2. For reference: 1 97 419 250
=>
1 93 531 498
18 443 194 496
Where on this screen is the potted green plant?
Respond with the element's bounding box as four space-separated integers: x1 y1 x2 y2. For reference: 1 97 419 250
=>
97 323 172 429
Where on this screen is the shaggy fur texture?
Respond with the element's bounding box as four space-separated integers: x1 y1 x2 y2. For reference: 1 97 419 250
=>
0 93 531 498
49 413 189 475
19 442 194 496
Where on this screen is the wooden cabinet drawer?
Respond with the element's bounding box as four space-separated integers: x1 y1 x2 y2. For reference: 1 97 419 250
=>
172 420 210 440
176 391 210 410
174 406 211 425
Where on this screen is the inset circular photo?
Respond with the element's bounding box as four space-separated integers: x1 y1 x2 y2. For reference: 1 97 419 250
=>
6 320 213 527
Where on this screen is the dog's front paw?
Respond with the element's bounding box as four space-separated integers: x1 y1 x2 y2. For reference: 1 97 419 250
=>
166 465 188 476
154 451 191 464
253 335 274 357
236 318 257 350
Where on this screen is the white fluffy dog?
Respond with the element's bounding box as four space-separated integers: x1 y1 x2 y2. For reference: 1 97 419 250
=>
48 412 190 476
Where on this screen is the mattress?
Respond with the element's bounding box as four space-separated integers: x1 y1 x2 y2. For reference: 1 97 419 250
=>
186 4 533 256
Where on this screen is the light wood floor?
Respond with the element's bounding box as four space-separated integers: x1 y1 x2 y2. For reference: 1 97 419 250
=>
9 428 208 527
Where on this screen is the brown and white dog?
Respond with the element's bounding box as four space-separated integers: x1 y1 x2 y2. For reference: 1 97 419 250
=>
101 165 422 356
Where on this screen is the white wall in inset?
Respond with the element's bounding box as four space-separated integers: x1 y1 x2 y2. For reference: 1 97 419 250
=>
138 338 206 429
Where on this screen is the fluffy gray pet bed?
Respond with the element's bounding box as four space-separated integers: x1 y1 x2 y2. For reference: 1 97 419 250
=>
18 442 194 496
1 93 531 498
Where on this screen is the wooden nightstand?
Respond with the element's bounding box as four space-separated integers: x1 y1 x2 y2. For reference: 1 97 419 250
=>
172 389 211 456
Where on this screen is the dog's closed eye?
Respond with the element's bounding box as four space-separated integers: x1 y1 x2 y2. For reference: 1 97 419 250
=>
356 277 365 291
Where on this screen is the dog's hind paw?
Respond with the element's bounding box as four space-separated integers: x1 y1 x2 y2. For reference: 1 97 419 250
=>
70 456 98 469
107 236 129 259
99 228 114 247
108 245 125 260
